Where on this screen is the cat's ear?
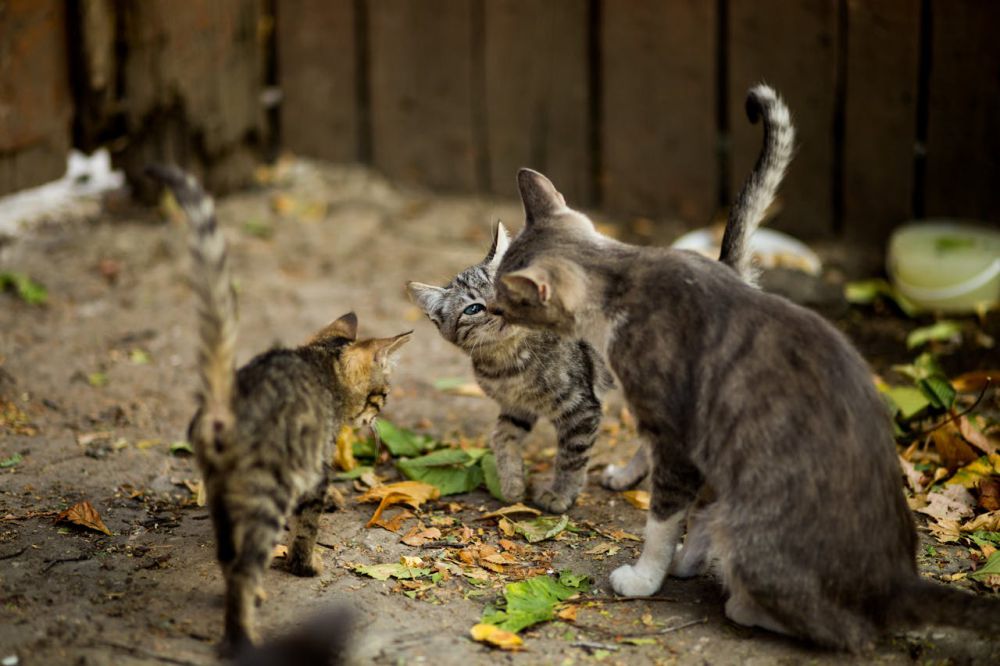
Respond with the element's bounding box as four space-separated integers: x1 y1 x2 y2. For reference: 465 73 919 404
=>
483 221 510 270
501 264 552 305
372 330 413 368
517 168 566 226
406 282 445 315
309 311 358 343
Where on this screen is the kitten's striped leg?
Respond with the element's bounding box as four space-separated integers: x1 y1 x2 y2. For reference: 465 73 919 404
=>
535 397 601 513
219 517 282 656
601 440 650 491
288 485 326 577
490 412 537 503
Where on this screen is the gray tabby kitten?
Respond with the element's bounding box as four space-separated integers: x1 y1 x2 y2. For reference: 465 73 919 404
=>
406 85 794 512
148 166 411 656
407 226 617 512
490 86 1000 652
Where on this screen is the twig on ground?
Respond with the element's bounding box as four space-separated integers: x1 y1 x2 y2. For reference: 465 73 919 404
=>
0 546 27 561
571 640 620 652
316 541 338 550
658 616 708 634
418 540 470 549
42 554 91 572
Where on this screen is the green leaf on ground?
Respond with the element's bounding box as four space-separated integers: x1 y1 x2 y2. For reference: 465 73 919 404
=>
87 372 109 388
843 278 919 317
969 551 1000 581
481 571 591 633
169 440 194 456
918 375 957 410
354 562 432 581
397 447 487 495
335 465 374 481
966 531 1000 550
0 272 47 305
375 420 440 458
432 377 467 391
512 514 570 543
481 452 505 501
0 453 23 469
243 219 274 239
129 349 151 365
878 385 930 420
907 320 962 350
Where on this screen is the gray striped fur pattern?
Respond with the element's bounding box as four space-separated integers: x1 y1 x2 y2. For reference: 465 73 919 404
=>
719 84 795 285
408 224 623 513
490 89 1000 652
148 165 412 657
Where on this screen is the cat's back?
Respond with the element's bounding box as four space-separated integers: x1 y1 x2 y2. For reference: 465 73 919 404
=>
234 347 332 427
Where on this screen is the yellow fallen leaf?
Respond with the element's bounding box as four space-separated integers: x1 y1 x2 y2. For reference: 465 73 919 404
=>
272 544 288 559
480 503 542 521
401 526 441 547
357 481 440 528
962 510 1000 533
608 529 642 542
927 518 962 543
557 605 578 621
136 438 162 450
55 501 112 536
400 555 424 568
470 623 523 651
621 490 650 510
373 508 414 533
334 425 358 472
497 517 515 537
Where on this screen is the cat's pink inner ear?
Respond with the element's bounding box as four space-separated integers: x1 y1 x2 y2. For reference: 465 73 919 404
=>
310 311 358 343
502 271 550 305
374 330 413 365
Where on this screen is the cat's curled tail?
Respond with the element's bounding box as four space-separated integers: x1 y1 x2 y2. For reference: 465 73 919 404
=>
719 84 796 285
146 165 237 458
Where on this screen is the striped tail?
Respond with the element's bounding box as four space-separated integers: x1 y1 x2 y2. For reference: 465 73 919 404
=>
719 84 796 285
147 164 237 457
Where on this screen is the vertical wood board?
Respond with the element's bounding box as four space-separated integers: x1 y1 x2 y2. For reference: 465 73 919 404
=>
601 0 716 223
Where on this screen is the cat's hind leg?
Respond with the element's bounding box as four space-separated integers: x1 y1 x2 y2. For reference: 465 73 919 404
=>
670 485 716 578
536 395 602 513
490 411 537 503
601 439 649 491
288 485 326 577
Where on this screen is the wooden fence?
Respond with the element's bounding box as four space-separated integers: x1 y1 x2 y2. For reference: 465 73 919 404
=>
1 1 998 245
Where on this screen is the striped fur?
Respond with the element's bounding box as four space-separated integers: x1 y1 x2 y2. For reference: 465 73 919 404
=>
719 84 796 286
407 223 620 513
149 166 411 656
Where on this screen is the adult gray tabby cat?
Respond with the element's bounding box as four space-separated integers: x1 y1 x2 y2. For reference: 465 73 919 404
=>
406 85 793 513
489 86 1000 651
147 166 411 656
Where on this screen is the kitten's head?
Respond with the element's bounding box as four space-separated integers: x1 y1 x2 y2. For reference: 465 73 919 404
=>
308 312 412 427
492 169 596 335
406 222 518 351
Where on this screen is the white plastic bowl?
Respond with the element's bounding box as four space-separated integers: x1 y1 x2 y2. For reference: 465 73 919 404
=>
887 221 1000 314
671 226 822 275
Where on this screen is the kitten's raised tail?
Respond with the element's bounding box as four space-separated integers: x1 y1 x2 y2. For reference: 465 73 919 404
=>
718 84 795 285
888 576 1000 635
146 165 237 455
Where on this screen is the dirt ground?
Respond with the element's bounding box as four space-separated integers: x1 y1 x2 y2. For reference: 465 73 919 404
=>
1 159 998 666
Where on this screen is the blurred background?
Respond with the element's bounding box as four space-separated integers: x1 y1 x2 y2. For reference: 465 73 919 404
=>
2 0 997 251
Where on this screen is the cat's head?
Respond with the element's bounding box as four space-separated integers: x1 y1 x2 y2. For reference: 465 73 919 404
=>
492 169 598 336
308 312 412 427
406 222 517 351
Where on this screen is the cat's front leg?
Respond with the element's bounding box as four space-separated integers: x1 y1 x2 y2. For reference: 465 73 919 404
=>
601 440 650 491
534 399 601 513
490 412 537 503
288 487 325 577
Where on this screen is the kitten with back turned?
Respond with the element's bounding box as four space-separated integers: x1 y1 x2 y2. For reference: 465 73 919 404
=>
490 86 1000 651
405 85 793 512
148 166 411 656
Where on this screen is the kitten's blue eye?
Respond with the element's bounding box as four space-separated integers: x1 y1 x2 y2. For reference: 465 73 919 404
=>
463 303 485 316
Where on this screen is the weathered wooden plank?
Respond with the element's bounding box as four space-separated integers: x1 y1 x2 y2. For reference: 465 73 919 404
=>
0 0 71 195
117 0 263 198
729 0 838 238
843 0 920 243
925 0 1000 223
368 0 479 191
278 0 359 163
601 0 716 223
484 0 591 204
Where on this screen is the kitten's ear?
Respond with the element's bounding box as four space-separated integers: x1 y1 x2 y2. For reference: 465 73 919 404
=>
501 265 551 305
483 221 510 270
406 282 445 315
517 168 566 226
309 311 358 343
372 330 413 368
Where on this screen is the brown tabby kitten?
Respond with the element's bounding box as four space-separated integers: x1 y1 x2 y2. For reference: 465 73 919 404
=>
489 91 1000 652
148 166 411 656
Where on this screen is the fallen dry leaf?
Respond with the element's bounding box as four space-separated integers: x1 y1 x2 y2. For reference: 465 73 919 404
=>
959 416 999 456
479 503 542 521
497 517 515 537
470 623 523 651
557 605 578 622
979 479 1000 512
334 425 358 472
272 544 288 559
401 526 442 547
621 489 650 510
917 485 976 523
608 529 642 542
357 481 440 528
962 510 1000 533
927 519 962 543
932 425 978 469
898 456 928 493
55 501 112 536
951 370 1000 394
373 508 414 533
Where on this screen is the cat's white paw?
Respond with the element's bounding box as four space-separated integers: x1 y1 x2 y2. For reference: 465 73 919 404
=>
609 563 663 597
669 544 704 579
500 477 526 504
600 464 632 491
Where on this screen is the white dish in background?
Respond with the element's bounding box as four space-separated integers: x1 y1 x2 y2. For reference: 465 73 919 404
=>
671 226 822 275
887 221 1000 314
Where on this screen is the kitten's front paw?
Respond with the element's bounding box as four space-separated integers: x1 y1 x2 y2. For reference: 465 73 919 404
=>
532 486 574 514
288 551 324 577
600 464 633 491
610 563 663 597
500 477 526 504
